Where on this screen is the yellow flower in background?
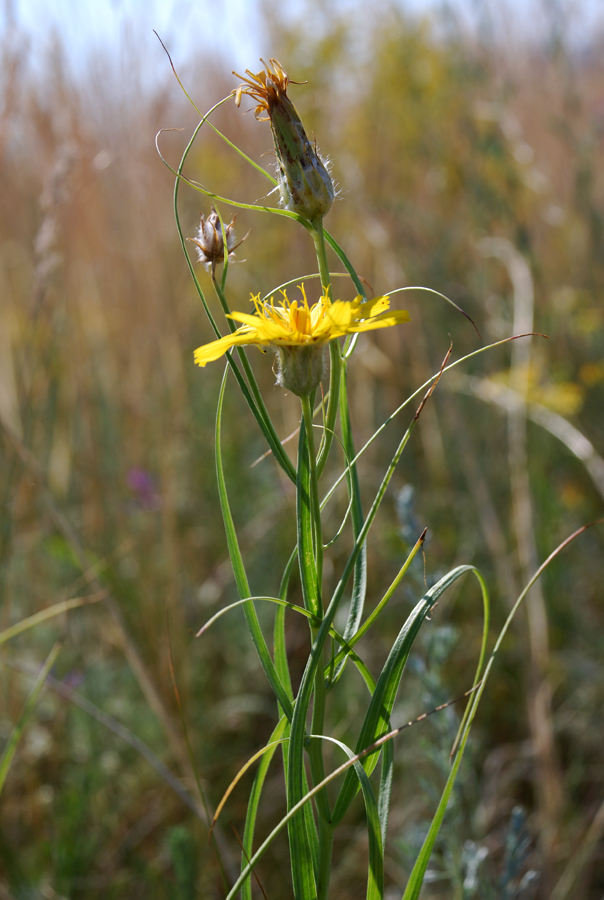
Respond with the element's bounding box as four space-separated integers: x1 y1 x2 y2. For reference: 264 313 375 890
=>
194 287 410 394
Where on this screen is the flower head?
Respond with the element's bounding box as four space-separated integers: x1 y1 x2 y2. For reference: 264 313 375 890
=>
194 287 410 394
233 59 335 222
188 205 245 273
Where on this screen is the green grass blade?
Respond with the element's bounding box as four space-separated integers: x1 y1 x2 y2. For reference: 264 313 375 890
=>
320 736 383 900
402 524 600 899
287 410 322 900
339 359 367 643
328 530 426 687
215 367 293 720
0 642 62 795
239 718 289 900
228 734 384 900
378 737 394 851
222 671 493 900
333 566 483 824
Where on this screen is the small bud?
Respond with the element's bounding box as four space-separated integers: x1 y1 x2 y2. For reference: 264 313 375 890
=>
275 344 325 397
188 205 244 273
233 60 335 223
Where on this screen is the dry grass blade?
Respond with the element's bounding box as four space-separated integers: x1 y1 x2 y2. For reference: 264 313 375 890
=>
0 591 106 646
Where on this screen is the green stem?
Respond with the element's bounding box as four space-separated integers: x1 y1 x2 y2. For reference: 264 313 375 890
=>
310 223 341 477
303 389 332 891
315 816 334 900
301 393 323 593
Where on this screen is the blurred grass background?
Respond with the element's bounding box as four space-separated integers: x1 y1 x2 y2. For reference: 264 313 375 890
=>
1 0 603 896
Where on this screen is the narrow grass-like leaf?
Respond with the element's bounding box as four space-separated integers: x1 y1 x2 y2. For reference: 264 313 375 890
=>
333 565 487 824
289 411 326 899
378 737 394 850
320 736 383 900
0 592 104 646
401 523 600 899
327 529 427 687
339 359 367 644
387 285 480 338
227 733 384 900
223 686 478 900
0 642 62 795
215 366 293 720
323 230 367 301
240 717 289 900
211 722 289 838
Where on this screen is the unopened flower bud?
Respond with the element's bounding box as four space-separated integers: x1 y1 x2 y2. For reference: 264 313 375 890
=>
276 344 325 396
233 60 335 223
188 205 244 273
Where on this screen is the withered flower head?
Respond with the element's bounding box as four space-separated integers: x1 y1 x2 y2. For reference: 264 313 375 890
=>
188 205 245 273
233 59 335 223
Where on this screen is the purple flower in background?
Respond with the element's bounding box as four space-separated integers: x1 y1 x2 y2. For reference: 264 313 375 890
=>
127 468 161 510
62 670 85 690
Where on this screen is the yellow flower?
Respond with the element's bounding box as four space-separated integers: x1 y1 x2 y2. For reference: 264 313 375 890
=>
194 287 410 393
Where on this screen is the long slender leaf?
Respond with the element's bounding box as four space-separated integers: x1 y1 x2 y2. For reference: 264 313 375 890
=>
333 566 487 824
240 717 290 900
215 366 293 720
274 549 298 710
378 737 394 850
227 734 384 900
339 359 367 643
401 524 599 899
327 530 426 687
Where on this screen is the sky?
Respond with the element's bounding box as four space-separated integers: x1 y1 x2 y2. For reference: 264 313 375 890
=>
4 0 604 84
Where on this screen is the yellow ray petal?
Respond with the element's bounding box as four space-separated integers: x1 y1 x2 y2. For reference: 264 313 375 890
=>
359 295 390 317
345 310 411 333
194 329 262 367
